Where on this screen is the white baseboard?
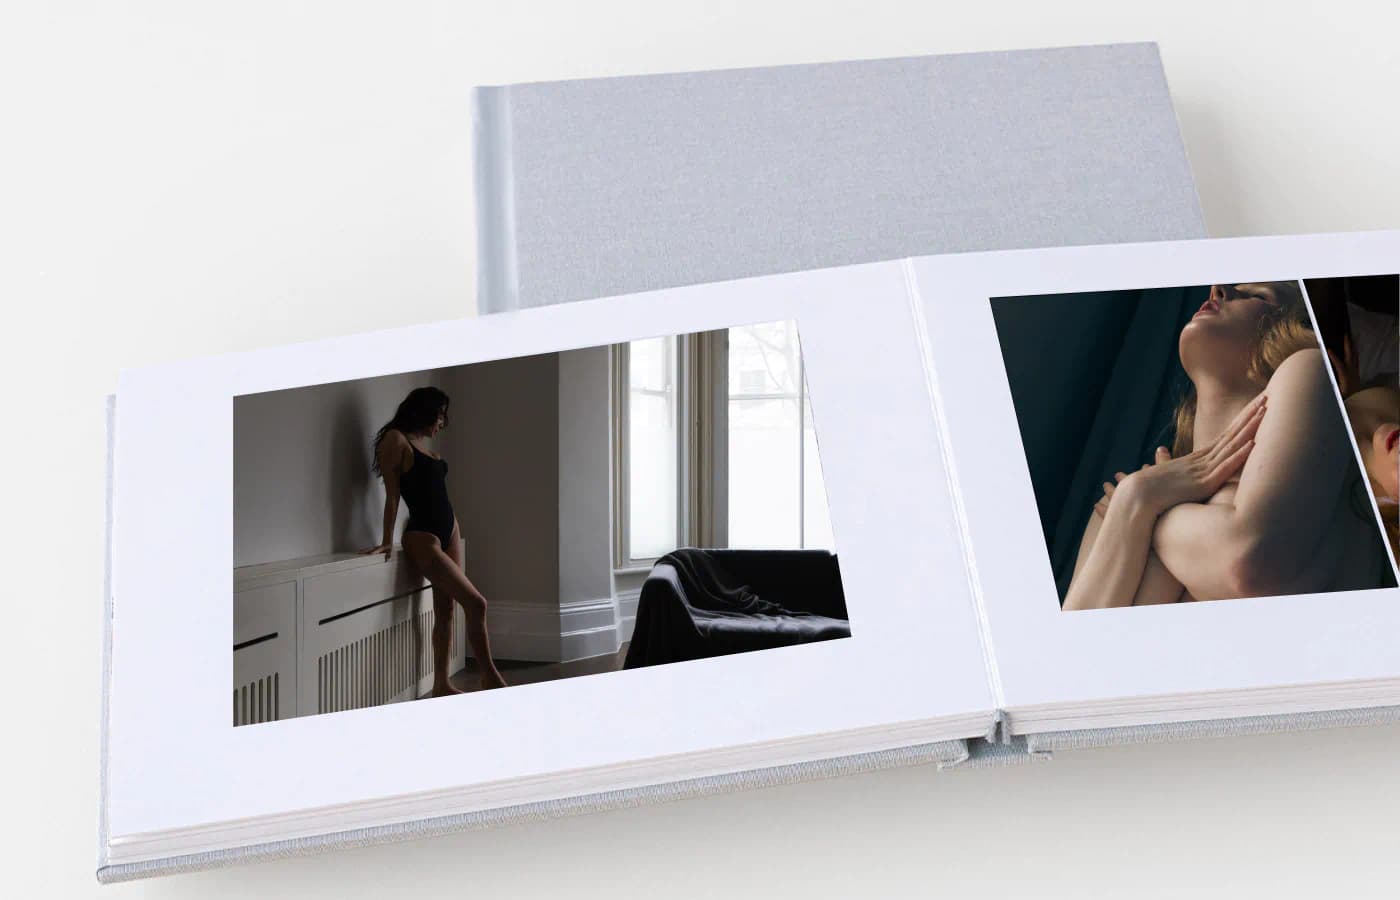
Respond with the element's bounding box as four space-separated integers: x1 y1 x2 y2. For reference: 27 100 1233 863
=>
615 587 641 646
475 597 623 663
480 602 566 663
561 597 619 662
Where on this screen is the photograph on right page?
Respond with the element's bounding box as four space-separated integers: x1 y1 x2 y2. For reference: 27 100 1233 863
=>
989 276 1399 611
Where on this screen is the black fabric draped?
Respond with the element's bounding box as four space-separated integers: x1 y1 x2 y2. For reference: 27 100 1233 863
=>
623 549 849 669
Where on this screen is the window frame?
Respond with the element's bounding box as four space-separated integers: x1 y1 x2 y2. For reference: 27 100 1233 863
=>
721 322 820 550
612 325 824 574
611 335 691 571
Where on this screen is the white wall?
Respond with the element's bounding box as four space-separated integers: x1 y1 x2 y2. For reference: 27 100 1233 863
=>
232 371 442 567
557 346 615 608
439 352 564 653
13 2 1400 898
558 345 622 660
438 346 620 661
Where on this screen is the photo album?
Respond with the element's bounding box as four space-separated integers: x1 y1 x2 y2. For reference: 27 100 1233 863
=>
100 230 1400 879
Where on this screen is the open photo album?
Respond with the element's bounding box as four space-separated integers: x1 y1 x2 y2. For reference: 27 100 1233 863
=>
100 232 1400 880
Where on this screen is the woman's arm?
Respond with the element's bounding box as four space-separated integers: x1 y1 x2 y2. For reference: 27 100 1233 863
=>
1063 394 1265 610
362 432 406 557
1068 483 1185 608
378 461 401 551
1151 349 1353 600
1063 483 1165 610
1132 554 1188 605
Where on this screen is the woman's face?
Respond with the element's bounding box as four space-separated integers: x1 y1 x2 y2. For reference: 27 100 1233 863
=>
427 408 446 437
1178 283 1291 380
1345 385 1400 502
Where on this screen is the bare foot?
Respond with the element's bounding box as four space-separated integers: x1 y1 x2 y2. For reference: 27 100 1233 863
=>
479 671 509 691
429 682 464 698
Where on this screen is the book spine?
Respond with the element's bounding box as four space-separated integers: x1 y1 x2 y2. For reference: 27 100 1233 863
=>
900 259 1009 721
472 85 520 314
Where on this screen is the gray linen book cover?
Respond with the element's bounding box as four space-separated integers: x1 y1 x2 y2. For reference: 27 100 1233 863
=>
473 42 1206 313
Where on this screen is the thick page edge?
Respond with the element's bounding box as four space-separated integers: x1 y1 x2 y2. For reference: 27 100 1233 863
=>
96 393 117 876
472 85 519 315
96 737 970 883
104 712 993 868
1024 706 1400 755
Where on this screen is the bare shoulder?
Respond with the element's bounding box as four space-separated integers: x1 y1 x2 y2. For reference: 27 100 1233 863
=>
379 429 412 469
1263 347 1331 403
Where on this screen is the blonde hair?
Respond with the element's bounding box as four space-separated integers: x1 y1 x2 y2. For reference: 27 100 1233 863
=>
1169 283 1389 571
1170 282 1315 457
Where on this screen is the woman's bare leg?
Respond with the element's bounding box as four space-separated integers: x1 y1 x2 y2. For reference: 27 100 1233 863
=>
448 530 508 690
406 527 507 690
443 525 506 689
428 580 462 697
403 532 464 698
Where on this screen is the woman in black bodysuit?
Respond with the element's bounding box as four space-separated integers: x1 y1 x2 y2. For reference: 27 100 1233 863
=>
361 387 507 694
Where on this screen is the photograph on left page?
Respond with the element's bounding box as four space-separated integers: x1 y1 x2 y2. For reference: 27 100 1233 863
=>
988 275 1398 612
231 319 847 725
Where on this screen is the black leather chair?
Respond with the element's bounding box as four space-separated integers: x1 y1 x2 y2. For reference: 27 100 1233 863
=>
623 548 849 669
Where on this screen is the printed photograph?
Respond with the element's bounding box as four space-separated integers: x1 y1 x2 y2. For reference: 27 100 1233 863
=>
990 278 1399 611
1302 275 1399 563
231 320 847 725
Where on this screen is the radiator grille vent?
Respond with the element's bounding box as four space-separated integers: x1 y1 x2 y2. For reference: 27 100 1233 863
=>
317 609 453 714
233 673 279 726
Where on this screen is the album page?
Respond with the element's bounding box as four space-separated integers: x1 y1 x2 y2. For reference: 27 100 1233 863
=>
103 260 996 864
909 232 1400 735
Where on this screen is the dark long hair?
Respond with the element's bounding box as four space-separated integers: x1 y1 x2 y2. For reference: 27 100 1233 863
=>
371 387 450 475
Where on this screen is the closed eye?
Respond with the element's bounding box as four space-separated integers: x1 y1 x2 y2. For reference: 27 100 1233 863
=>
1231 282 1290 307
1211 283 1274 305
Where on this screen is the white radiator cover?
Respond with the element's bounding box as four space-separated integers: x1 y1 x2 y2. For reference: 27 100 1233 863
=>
233 551 467 725
232 579 296 725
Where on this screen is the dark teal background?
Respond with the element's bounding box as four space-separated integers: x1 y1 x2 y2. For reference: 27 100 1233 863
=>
991 286 1204 603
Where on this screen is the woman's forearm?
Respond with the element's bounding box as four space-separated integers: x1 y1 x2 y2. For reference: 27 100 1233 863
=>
1063 487 1161 611
1132 551 1187 605
1153 497 1336 601
1071 502 1183 607
380 492 399 546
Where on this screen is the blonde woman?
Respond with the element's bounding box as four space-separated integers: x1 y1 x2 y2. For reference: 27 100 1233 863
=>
1066 282 1390 610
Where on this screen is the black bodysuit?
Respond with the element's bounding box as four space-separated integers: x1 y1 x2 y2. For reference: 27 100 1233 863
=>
400 445 455 546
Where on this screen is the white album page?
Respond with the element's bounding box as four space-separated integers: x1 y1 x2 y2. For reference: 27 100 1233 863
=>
911 232 1400 734
105 260 994 860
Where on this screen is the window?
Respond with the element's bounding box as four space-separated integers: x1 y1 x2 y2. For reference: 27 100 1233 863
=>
618 336 680 564
613 322 834 571
726 322 832 550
